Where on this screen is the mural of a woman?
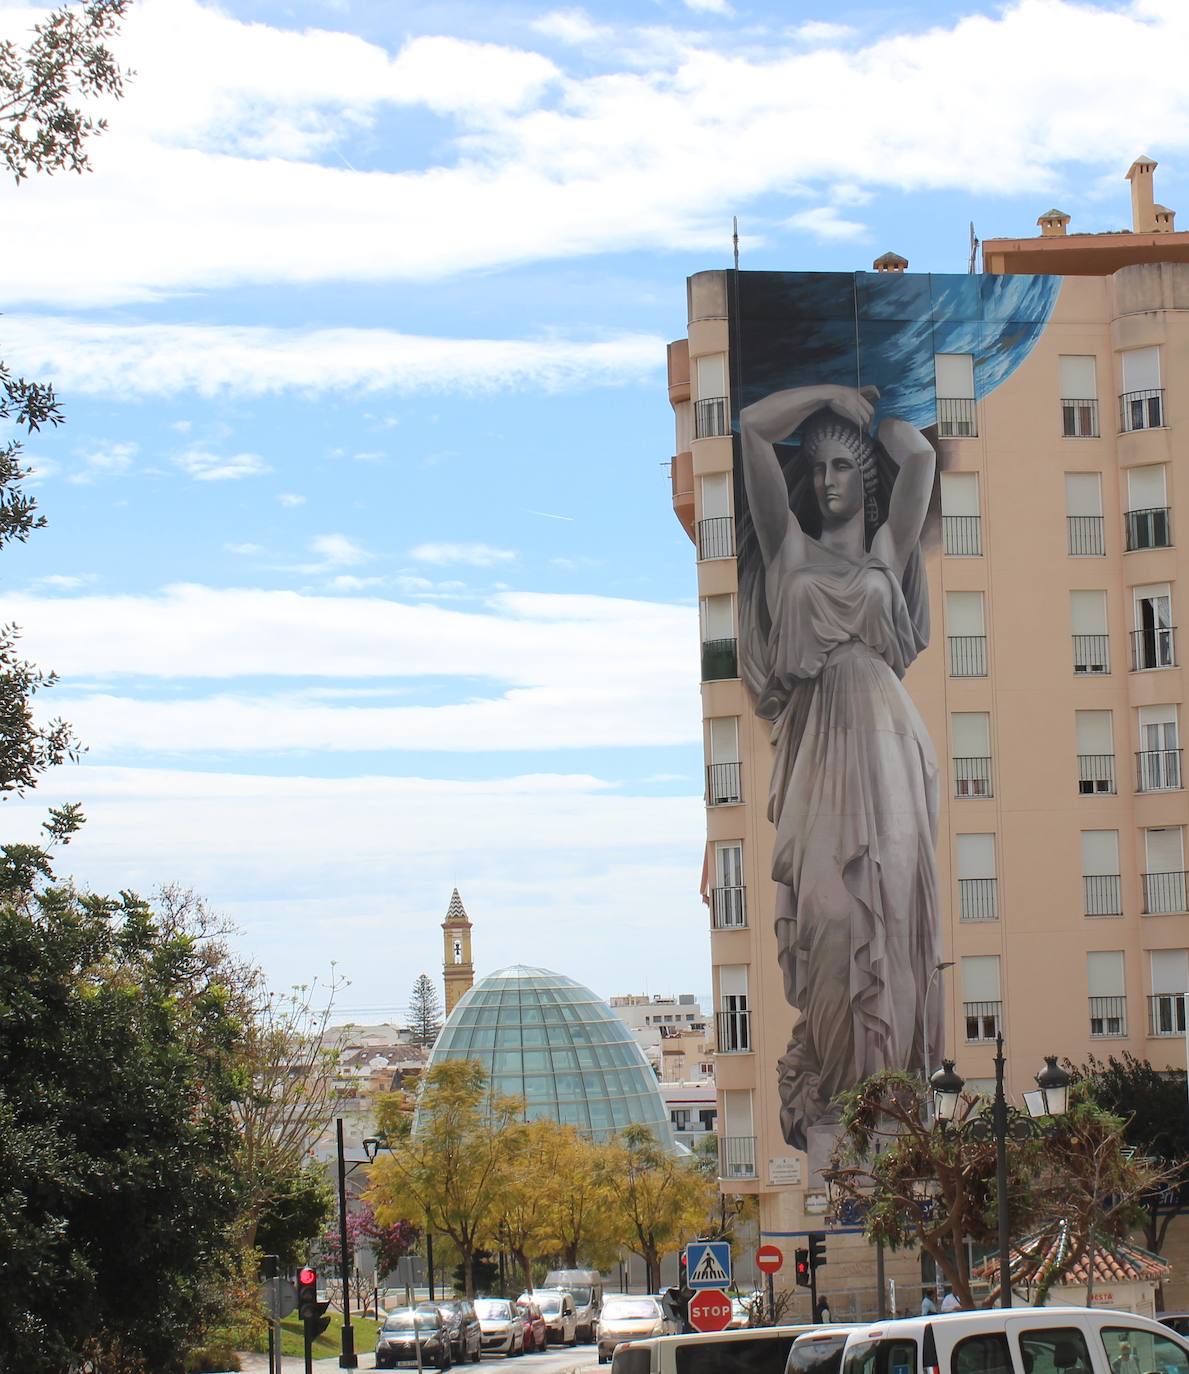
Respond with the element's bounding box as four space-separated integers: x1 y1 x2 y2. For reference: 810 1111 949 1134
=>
737 382 942 1153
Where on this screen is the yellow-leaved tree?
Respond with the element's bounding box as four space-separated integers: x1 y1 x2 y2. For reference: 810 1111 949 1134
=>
546 1127 622 1271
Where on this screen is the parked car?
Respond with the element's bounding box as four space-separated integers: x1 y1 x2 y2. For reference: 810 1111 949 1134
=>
597 1295 675 1364
433 1299 483 1364
376 1307 452 1371
610 1325 814 1374
1162 1315 1189 1339
475 1297 526 1357
516 1298 548 1352
544 1268 604 1343
786 1327 859 1374
533 1288 578 1346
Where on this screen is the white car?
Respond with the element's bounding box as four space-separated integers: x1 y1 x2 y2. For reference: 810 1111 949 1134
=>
474 1298 525 1357
533 1289 578 1347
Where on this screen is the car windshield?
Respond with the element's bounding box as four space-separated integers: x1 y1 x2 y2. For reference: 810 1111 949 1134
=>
384 1311 437 1332
603 1300 659 1320
475 1301 514 1320
537 1295 562 1314
569 1287 593 1305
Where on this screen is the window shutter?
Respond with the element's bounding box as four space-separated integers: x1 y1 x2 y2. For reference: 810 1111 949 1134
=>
1075 711 1113 754
956 834 995 880
695 353 726 399
1128 465 1167 509
1070 590 1108 635
946 591 985 636
1087 951 1124 997
1081 830 1119 877
952 712 990 756
961 955 1000 1000
1065 472 1102 517
935 353 975 398
1059 355 1097 398
1151 950 1188 996
1121 346 1160 392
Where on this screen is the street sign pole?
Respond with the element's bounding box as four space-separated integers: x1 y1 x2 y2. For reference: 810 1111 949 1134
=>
767 1271 775 1321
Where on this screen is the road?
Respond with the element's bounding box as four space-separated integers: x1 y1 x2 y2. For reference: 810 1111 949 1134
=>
239 1341 601 1373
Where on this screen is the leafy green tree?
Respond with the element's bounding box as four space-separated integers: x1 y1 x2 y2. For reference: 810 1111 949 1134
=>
408 972 444 1047
254 1163 336 1271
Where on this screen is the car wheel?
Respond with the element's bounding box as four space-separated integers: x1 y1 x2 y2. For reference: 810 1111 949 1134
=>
598 1356 607 1366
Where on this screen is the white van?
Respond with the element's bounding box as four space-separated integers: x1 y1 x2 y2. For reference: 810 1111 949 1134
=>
610 1324 815 1374
838 1307 1189 1374
543 1268 604 1343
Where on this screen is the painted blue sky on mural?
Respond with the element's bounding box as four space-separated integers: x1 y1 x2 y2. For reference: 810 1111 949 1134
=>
3 0 1187 1016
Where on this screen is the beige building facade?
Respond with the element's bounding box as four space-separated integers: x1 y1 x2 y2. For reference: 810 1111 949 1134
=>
668 158 1189 1314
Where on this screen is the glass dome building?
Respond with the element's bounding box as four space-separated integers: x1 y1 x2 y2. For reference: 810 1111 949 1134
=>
427 965 676 1147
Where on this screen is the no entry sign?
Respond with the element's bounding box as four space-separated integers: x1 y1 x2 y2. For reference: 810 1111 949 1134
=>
688 1288 732 1334
756 1244 784 1275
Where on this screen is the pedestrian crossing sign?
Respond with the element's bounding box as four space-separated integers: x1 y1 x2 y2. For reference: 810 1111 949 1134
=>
685 1240 732 1290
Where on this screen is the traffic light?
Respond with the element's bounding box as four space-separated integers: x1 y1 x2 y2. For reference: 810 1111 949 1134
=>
297 1265 331 1337
808 1232 827 1275
794 1248 810 1288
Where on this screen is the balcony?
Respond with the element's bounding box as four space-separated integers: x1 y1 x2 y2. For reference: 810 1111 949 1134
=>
716 1008 752 1053
1137 748 1182 793
698 516 735 561
711 885 747 929
1119 388 1164 433
958 877 998 921
1131 627 1176 671
1077 754 1116 795
695 396 728 439
718 1135 758 1179
1067 515 1105 556
1072 634 1110 675
701 637 738 681
1089 995 1127 1038
1062 397 1100 438
948 635 988 677
1149 993 1187 1037
964 1000 1002 1042
1142 870 1189 915
937 397 977 438
942 514 982 556
953 756 992 799
706 762 742 806
1083 873 1122 917
1126 507 1172 552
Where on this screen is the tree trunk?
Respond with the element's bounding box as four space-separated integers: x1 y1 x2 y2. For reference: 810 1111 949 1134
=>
564 1243 579 1267
644 1245 659 1295
515 1249 533 1296
464 1247 475 1298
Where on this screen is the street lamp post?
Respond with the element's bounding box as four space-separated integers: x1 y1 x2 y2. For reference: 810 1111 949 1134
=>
337 1118 359 1369
922 960 955 1085
930 1036 1071 1309
363 1132 436 1303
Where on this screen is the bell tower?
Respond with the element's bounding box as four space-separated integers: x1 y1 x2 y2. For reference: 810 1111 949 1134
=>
441 887 475 1015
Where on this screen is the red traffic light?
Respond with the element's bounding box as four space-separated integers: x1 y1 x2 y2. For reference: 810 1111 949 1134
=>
298 1266 316 1288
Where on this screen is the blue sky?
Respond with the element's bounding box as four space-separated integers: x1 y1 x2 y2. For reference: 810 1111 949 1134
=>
4 0 1188 1021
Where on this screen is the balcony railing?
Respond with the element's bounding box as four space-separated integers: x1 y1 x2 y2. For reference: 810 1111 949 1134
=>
711 885 747 929
964 1000 1002 1042
1077 754 1116 795
1126 507 1172 552
1084 873 1122 917
695 396 728 439
1149 993 1187 1037
698 516 735 561
958 877 998 921
1067 515 1105 556
716 1008 752 1053
718 1134 758 1179
942 514 982 556
1089 995 1127 1038
706 762 742 806
1143 870 1189 915
948 635 987 677
1120 388 1164 433
1062 397 1100 438
954 756 992 799
1131 626 1176 671
1137 748 1182 793
701 637 738 681
937 397 977 438
1072 634 1110 675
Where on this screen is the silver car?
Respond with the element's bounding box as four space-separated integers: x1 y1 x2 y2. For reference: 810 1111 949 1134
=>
533 1289 578 1346
475 1297 526 1357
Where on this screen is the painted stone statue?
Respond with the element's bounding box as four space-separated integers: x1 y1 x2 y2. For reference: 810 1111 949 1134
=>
737 382 942 1153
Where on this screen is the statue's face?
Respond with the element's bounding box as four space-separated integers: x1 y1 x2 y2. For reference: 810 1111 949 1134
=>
811 440 864 525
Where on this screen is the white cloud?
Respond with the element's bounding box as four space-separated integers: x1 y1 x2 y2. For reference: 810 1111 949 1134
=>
408 542 517 567
786 205 869 241
68 440 138 484
26 573 97 591
309 533 370 567
531 9 607 45
683 0 732 13
225 542 265 556
174 447 270 481
794 20 854 42
278 493 306 507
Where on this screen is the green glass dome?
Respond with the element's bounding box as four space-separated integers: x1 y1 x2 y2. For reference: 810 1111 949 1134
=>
428 965 676 1146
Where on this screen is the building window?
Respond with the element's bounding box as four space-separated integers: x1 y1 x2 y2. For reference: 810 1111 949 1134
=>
935 353 977 437
712 841 746 929
1126 464 1172 551
1132 584 1175 671
700 594 737 680
1060 355 1100 437
946 591 987 676
707 717 742 805
674 399 692 456
952 712 992 798
1149 950 1188 1036
1088 950 1127 1037
1071 589 1110 674
940 472 981 555
956 834 997 920
1065 472 1105 555
1082 830 1122 917
716 966 751 1053
1138 704 1181 792
694 353 728 438
1144 826 1187 914
1075 710 1115 794
962 955 1001 1041
1119 346 1163 432
719 1089 756 1178
697 472 734 560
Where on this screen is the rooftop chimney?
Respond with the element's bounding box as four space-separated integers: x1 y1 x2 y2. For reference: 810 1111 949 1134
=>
1154 204 1177 233
1127 155 1159 233
872 251 908 273
1037 208 1070 237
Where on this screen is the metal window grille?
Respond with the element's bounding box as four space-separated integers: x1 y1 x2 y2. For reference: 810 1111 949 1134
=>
1083 873 1122 917
1089 994 1127 1038
1067 515 1105 556
1131 626 1176 671
1062 397 1099 438
1072 634 1110 675
715 1007 751 1053
701 637 738 681
958 877 998 921
963 1000 1002 1042
1126 507 1172 551
706 762 742 806
942 514 982 556
937 397 977 438
1119 388 1164 433
718 1135 757 1178
694 396 728 439
1077 754 1116 795
948 636 988 677
1137 748 1183 793
1142 870 1189 915
711 885 747 929
954 756 993 799
1148 993 1187 1037
697 516 735 561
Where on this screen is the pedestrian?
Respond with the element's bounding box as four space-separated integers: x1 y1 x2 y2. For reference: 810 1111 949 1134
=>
1112 1342 1141 1374
920 1292 937 1315
816 1296 831 1324
940 1289 961 1313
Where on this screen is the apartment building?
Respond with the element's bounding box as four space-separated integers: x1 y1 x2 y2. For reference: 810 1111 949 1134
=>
667 157 1189 1310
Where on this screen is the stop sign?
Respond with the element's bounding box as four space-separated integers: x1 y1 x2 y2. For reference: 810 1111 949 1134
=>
756 1244 784 1275
688 1288 732 1333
